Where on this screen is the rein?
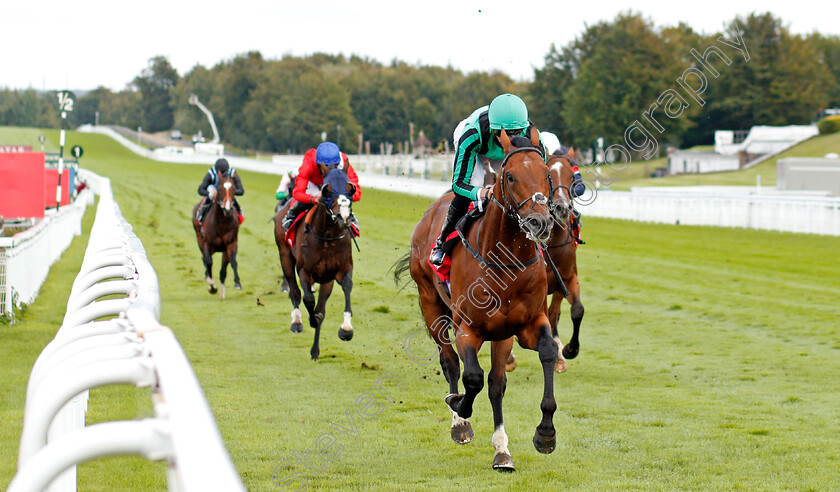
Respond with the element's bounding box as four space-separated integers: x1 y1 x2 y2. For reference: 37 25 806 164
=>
457 218 540 270
308 195 352 242
459 145 546 270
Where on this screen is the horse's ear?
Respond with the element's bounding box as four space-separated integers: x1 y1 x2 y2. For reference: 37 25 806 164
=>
567 146 575 156
498 129 514 153
529 127 540 148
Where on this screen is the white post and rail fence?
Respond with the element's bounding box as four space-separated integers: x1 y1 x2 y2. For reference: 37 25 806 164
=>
6 169 244 491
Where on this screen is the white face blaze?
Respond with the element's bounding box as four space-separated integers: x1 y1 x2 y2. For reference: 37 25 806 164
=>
337 195 351 221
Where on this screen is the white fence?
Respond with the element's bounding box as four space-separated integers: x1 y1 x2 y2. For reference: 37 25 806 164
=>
0 190 93 316
81 125 840 235
580 187 840 236
8 169 245 492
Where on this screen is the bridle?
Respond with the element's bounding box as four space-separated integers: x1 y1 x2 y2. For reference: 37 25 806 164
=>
490 146 551 239
310 190 352 242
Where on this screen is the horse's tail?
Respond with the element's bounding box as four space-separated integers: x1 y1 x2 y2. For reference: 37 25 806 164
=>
391 252 412 290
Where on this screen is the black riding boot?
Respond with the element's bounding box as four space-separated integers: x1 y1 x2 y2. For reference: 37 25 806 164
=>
429 204 463 266
283 201 311 231
196 197 211 223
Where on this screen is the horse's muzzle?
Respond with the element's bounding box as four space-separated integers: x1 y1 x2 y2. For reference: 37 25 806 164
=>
522 213 552 243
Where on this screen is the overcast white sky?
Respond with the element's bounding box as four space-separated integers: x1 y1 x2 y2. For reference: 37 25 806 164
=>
1 1 836 92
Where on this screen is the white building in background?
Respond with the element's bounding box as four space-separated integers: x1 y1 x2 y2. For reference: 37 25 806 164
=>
777 157 840 196
668 151 740 174
715 125 819 155
668 125 819 176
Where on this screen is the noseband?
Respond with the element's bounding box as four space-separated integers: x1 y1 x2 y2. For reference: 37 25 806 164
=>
491 146 550 220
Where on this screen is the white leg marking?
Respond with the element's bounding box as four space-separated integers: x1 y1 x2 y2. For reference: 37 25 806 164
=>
492 424 510 456
220 283 226 299
341 311 353 331
554 335 568 373
450 405 469 429
291 308 302 324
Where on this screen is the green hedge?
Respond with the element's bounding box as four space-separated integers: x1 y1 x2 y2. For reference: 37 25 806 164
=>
817 118 840 135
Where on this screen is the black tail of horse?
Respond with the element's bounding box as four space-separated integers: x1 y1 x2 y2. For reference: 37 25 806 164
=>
391 252 412 290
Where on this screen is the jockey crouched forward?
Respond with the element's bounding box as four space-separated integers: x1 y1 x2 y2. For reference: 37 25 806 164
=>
429 93 547 266
196 158 245 223
282 142 361 232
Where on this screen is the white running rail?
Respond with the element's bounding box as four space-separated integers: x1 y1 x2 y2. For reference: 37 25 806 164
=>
8 169 245 492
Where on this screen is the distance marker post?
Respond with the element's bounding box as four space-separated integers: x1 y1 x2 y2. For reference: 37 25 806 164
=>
55 90 76 210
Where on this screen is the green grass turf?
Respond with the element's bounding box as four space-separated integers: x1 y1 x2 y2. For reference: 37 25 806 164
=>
1 126 839 491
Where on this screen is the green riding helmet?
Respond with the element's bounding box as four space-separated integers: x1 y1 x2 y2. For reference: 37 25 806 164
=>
488 93 529 131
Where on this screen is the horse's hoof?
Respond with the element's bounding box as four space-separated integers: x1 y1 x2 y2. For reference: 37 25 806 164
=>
280 280 290 293
492 453 515 471
533 429 556 454
234 282 242 290
290 323 304 333
451 419 474 444
310 349 319 361
338 328 353 341
555 357 568 373
562 344 580 360
208 285 217 295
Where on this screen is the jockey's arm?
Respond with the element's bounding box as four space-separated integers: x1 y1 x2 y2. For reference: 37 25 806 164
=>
292 165 316 204
197 172 213 196
346 164 362 201
452 131 481 201
232 173 245 195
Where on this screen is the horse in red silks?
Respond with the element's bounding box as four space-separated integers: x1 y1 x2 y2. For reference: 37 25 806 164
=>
394 128 559 471
192 175 242 299
274 168 357 361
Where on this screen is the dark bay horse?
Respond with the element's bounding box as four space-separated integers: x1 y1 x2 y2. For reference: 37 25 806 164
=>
274 168 356 361
395 129 558 471
192 175 241 299
504 148 587 374
544 150 585 370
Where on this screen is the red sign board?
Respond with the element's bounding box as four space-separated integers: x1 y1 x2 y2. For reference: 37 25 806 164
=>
0 145 33 153
0 153 46 219
44 168 70 208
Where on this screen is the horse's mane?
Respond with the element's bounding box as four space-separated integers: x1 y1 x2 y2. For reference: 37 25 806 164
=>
509 135 534 148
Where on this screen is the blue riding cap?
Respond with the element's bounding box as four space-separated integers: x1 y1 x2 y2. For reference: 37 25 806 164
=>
316 142 342 166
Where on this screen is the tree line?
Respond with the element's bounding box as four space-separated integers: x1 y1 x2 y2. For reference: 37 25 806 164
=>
2 12 838 156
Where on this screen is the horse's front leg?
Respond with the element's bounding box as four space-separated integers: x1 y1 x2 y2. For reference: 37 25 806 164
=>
299 270 318 326
547 294 568 372
203 247 217 295
534 321 558 454
219 251 229 300
446 325 484 421
337 269 353 341
489 338 515 471
563 274 584 361
228 241 241 290
310 281 334 361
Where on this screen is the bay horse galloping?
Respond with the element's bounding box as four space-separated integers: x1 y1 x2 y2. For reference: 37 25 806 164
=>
274 168 356 361
395 129 558 471
544 149 585 370
192 175 241 299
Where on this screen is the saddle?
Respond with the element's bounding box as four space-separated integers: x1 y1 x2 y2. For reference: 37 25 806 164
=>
284 206 317 249
429 202 486 284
